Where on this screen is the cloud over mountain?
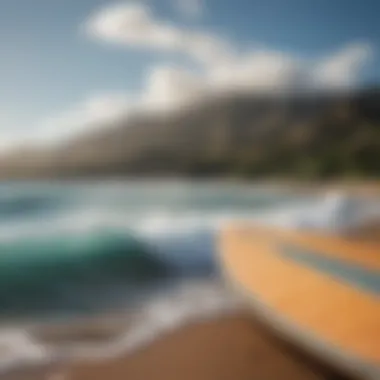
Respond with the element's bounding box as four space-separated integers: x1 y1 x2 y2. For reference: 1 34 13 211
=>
1 2 374 151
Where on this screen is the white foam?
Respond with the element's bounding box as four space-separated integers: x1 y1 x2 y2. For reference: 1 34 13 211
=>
0 328 57 375
0 190 378 244
0 281 242 372
257 191 380 233
39 280 244 362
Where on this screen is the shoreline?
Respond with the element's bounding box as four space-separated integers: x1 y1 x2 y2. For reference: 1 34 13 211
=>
1 188 378 379
0 276 359 380
33 312 353 380
71 313 355 380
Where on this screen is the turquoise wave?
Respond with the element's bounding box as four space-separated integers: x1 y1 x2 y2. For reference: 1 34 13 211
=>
0 193 63 220
0 229 168 316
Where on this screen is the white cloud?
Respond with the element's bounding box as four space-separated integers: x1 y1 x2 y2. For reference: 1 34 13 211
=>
209 51 304 94
2 4 374 152
21 44 371 150
81 94 132 124
40 69 204 143
0 94 132 151
85 3 373 85
85 2 232 66
40 94 132 143
173 0 203 19
314 43 373 90
143 65 205 111
85 3 183 50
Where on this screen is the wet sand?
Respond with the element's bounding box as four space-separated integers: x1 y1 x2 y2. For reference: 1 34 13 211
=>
66 314 350 380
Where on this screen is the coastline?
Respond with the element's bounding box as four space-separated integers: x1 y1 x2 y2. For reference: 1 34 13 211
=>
69 313 352 380
9 313 350 380
1 186 379 380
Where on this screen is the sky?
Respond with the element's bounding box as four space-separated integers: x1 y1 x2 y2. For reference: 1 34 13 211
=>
0 0 379 150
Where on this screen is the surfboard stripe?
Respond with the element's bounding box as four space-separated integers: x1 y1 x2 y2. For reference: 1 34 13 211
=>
278 244 380 295
277 229 380 270
219 226 380 369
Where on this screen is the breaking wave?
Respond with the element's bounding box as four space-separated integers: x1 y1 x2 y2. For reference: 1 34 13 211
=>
0 181 378 377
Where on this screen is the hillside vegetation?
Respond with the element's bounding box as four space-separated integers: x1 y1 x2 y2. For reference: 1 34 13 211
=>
1 88 379 179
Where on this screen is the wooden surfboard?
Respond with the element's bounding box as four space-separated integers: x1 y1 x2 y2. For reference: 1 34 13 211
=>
218 225 380 379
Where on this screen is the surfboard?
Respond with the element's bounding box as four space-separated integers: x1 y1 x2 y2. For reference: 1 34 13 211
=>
218 225 380 379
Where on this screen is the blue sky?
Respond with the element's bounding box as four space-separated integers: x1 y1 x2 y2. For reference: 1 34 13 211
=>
0 0 379 148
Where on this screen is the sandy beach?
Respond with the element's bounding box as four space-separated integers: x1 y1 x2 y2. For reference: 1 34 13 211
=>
56 313 350 380
4 313 354 380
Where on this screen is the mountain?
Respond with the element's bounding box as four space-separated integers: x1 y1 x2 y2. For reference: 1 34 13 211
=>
1 88 379 179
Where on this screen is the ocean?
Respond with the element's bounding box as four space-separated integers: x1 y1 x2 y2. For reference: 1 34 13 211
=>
0 180 378 375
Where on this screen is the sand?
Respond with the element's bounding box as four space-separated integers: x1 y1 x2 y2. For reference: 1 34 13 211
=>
5 313 350 380
64 313 351 380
